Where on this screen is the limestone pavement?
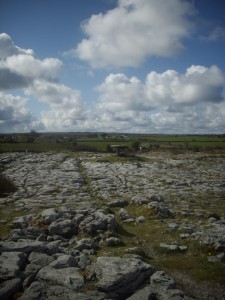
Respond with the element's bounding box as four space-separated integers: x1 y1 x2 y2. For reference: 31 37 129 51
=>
0 151 225 299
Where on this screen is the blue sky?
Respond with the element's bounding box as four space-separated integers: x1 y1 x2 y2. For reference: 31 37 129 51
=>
1 0 225 133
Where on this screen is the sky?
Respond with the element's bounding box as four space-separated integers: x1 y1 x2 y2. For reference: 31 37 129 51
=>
1 0 225 134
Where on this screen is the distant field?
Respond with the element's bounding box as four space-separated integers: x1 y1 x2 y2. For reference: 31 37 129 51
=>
73 134 225 152
0 133 225 153
147 135 224 142
75 140 132 152
0 141 66 152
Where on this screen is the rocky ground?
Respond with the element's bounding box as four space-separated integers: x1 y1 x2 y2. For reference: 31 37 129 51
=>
0 151 225 299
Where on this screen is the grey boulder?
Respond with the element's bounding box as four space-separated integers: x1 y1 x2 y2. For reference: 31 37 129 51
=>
127 271 194 300
95 256 155 299
0 251 27 280
37 266 84 291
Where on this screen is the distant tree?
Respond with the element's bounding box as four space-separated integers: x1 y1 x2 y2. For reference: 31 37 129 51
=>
68 138 77 148
30 129 39 137
71 140 77 147
106 144 113 152
131 140 141 150
101 133 108 139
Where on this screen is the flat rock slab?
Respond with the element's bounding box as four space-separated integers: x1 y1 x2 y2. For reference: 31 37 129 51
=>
95 256 155 298
127 271 194 300
0 240 48 254
37 266 85 291
20 281 107 300
0 251 27 280
28 252 54 267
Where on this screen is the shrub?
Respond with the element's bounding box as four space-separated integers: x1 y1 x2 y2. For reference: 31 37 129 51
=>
106 144 113 153
192 145 204 152
73 145 99 152
0 174 17 197
131 140 141 150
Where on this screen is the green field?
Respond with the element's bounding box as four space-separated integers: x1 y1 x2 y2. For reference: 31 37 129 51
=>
0 132 225 153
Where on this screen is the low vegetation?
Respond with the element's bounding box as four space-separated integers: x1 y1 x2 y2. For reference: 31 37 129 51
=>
1 132 225 153
99 203 225 297
0 173 17 197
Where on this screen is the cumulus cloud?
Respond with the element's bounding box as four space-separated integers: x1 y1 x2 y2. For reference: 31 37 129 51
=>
0 33 85 132
1 32 225 134
97 65 225 112
25 80 82 108
40 108 86 132
96 73 149 112
0 33 62 89
87 101 225 134
75 0 195 68
145 65 225 107
0 33 34 59
149 103 225 134
92 65 225 133
0 92 44 133
25 80 86 131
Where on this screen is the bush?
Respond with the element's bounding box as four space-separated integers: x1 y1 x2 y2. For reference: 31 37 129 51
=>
131 140 141 150
73 145 99 152
0 174 17 197
106 144 113 153
192 145 204 152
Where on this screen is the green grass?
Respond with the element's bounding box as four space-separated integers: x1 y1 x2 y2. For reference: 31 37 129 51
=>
147 135 225 143
75 140 132 152
143 134 225 150
0 205 24 237
97 203 225 293
76 135 225 151
1 134 225 153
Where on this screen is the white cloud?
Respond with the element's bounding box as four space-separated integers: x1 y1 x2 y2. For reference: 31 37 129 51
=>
40 108 85 132
1 33 225 134
145 65 225 107
0 33 53 131
75 0 195 68
0 33 85 132
2 55 62 80
149 103 225 134
0 91 44 133
97 65 225 113
0 33 34 59
91 65 225 133
0 33 62 89
96 73 149 112
25 80 82 108
25 80 86 131
85 101 225 134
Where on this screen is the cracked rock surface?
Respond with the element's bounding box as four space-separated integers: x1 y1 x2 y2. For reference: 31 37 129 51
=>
0 151 225 299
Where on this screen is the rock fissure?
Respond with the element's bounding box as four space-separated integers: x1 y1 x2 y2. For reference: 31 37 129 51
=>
0 152 224 299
